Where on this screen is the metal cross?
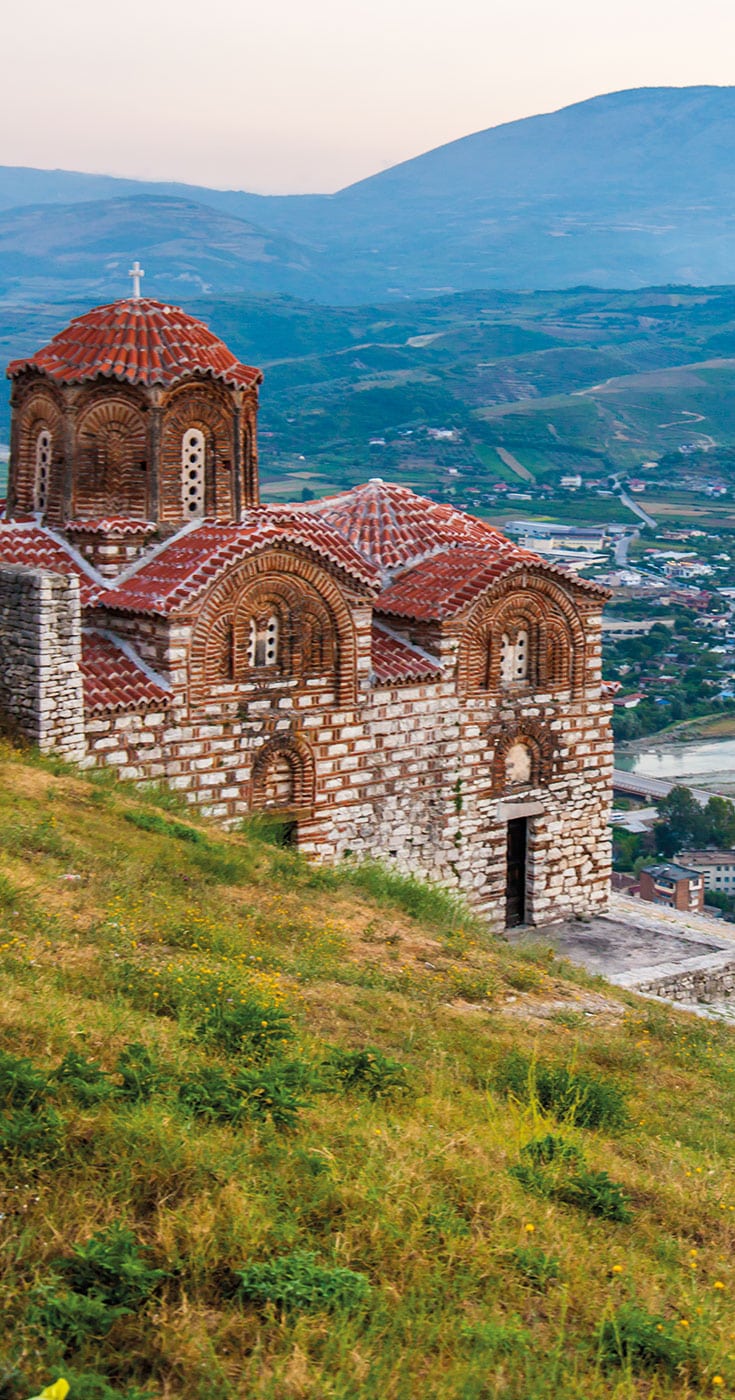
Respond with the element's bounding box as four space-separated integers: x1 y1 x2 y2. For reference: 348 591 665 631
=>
128 261 145 298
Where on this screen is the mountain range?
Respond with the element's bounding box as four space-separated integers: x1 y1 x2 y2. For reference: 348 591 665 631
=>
1 86 734 304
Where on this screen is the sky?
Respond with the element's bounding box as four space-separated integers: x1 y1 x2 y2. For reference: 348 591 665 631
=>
2 0 734 194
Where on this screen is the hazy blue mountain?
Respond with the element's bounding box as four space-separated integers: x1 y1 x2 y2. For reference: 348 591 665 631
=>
0 195 332 304
1 87 735 300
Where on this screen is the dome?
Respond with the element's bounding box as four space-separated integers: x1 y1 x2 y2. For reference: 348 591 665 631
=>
7 297 262 391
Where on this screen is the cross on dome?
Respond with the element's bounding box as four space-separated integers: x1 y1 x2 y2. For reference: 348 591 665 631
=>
128 261 145 299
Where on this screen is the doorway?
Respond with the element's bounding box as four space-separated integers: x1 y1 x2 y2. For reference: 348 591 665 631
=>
505 817 527 927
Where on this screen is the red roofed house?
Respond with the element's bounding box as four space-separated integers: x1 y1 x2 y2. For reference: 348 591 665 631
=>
0 289 613 928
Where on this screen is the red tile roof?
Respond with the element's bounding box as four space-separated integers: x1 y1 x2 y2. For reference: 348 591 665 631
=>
310 479 510 577
376 545 608 621
0 524 99 604
7 298 262 391
66 517 157 537
99 510 379 615
81 630 170 713
371 621 442 683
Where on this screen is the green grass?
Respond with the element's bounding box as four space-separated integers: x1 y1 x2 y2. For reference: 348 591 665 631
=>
1 743 735 1397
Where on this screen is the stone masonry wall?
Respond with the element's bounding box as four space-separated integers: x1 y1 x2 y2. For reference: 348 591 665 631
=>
0 565 86 759
79 654 612 928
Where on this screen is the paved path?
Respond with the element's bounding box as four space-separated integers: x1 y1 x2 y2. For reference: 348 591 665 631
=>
508 893 735 1001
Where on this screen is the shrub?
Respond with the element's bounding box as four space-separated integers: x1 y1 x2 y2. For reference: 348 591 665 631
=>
178 1066 248 1125
0 1105 63 1162
510 1136 632 1223
494 1051 628 1129
51 1051 113 1107
323 1047 410 1100
27 1284 130 1347
55 1221 165 1309
511 1245 560 1291
0 1051 61 1162
235 1250 370 1313
599 1302 699 1375
194 995 294 1059
114 1043 162 1102
556 1167 632 1223
0 1050 48 1109
178 1062 305 1130
520 1134 581 1168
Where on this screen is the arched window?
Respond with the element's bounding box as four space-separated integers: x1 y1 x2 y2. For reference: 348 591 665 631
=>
247 613 279 668
500 629 529 687
181 429 205 518
34 429 52 513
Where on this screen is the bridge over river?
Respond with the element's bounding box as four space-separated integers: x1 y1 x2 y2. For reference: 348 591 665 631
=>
613 769 730 805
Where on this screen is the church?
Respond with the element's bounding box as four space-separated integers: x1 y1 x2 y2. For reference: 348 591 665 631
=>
0 279 613 928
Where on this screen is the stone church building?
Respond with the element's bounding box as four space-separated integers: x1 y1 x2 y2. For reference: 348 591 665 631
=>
0 291 612 927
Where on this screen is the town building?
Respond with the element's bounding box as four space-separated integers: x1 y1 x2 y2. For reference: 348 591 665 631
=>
678 850 735 894
639 863 704 913
0 289 614 929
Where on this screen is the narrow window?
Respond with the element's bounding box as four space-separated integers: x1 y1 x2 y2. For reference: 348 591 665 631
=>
34 429 52 513
514 628 529 681
500 632 513 686
181 429 205 517
248 614 279 668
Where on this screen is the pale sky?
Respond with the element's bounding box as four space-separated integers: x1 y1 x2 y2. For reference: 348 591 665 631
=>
2 0 734 194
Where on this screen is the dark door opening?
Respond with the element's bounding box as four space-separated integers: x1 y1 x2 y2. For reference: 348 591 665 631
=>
505 817 527 928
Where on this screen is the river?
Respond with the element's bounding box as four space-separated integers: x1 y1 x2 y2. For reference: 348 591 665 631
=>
616 737 735 793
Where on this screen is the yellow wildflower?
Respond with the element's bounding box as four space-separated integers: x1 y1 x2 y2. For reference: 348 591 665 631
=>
29 1382 70 1400
524 1223 535 1234
714 1281 726 1291
611 1264 623 1274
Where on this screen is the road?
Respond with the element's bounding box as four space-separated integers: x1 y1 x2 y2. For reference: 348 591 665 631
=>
610 474 658 529
613 769 732 805
614 528 639 566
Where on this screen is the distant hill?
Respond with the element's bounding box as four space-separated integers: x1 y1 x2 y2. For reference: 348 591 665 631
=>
0 194 330 304
1 87 735 300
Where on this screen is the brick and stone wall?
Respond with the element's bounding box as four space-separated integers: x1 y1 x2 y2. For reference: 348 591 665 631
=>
78 617 612 928
0 553 612 928
0 564 85 758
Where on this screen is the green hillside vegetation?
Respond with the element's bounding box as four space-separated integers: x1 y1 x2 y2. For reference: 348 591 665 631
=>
2 748 735 1397
4 285 735 516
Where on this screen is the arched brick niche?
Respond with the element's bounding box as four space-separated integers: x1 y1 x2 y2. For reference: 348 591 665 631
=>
75 397 148 518
11 386 64 518
189 549 358 705
457 572 586 698
489 719 555 795
160 382 237 523
250 734 316 811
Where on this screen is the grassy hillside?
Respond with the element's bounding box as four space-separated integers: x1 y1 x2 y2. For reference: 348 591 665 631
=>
2 746 735 1398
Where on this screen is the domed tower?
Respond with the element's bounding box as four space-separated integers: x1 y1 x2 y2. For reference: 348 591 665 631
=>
6 282 262 558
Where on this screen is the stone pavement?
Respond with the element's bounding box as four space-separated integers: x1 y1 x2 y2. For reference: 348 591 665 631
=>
508 892 735 1003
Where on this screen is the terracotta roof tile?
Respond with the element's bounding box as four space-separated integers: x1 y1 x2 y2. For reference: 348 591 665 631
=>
309 479 512 578
376 544 607 621
371 621 442 683
7 298 262 391
99 509 379 615
81 630 170 713
0 524 99 604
